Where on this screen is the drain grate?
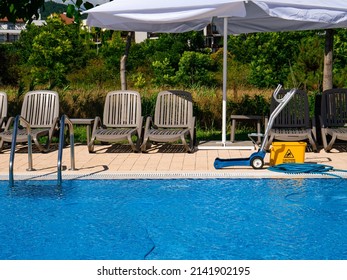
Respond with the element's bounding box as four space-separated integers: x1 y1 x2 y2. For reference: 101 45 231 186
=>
1 171 344 181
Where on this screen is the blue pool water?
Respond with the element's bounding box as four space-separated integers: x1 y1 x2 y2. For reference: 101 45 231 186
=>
0 178 346 260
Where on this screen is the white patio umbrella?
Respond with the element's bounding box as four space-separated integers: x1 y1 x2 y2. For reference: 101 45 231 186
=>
84 0 347 147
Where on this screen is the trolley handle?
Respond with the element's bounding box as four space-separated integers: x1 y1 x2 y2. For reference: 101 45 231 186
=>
273 84 297 104
272 84 283 103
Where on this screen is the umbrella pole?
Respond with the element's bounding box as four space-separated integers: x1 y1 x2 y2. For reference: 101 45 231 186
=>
222 17 228 146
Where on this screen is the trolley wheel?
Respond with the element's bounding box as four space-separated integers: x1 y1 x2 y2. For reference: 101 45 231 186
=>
251 156 264 169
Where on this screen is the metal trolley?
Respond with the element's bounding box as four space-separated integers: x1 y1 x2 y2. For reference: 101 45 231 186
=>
214 85 297 169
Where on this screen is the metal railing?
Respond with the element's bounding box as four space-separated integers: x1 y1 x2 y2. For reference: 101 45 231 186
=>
8 114 76 187
57 115 76 186
9 115 33 187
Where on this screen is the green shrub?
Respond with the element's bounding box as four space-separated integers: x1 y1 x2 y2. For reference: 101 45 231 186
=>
229 94 270 117
175 51 216 87
151 58 176 86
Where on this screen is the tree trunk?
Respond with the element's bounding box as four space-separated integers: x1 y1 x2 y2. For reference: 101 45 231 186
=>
120 32 132 90
120 56 127 90
323 29 334 91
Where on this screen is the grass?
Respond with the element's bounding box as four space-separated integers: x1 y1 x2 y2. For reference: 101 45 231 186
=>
68 126 256 145
2 84 272 146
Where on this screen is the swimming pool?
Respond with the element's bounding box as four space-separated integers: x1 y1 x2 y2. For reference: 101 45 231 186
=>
0 178 346 260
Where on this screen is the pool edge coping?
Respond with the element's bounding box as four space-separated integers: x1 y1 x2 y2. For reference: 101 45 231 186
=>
1 171 346 181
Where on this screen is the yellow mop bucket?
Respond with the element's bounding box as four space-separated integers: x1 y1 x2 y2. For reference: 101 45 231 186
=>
270 142 307 166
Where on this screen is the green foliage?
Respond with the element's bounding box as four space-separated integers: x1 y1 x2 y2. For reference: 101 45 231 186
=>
40 1 67 19
131 73 146 89
13 23 41 63
151 58 176 86
29 29 73 87
0 44 20 86
228 94 270 116
228 31 320 89
331 29 347 87
0 0 44 22
100 32 125 72
16 14 96 89
176 51 216 87
67 58 116 87
332 29 347 71
193 86 221 129
129 32 206 74
289 36 324 90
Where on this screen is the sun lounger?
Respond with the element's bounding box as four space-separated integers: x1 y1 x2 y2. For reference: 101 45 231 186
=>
265 88 317 151
0 90 60 152
0 91 7 131
320 88 347 151
141 90 196 152
88 90 143 152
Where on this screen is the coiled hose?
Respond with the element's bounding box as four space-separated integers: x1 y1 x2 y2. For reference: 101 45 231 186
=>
268 163 347 178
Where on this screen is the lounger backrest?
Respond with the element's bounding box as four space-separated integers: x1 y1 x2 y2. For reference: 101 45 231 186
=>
321 88 347 127
154 90 193 128
103 90 142 128
0 91 7 120
21 90 59 128
271 89 310 129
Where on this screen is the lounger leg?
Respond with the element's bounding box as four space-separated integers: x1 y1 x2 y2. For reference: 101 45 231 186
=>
127 135 137 152
326 134 337 152
33 135 49 153
181 135 190 153
321 129 329 151
0 138 4 153
135 137 142 152
88 137 95 153
140 136 150 152
308 134 318 152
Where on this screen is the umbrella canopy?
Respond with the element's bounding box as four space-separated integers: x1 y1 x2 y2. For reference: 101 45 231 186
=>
85 0 347 34
85 0 347 146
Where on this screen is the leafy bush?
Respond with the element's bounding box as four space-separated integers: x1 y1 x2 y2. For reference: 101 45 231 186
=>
228 31 320 89
16 14 96 89
288 36 324 90
68 58 117 87
151 58 176 86
0 44 21 86
175 51 216 87
228 94 270 117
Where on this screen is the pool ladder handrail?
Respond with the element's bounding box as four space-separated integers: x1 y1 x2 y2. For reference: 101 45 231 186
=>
9 115 34 187
58 114 76 185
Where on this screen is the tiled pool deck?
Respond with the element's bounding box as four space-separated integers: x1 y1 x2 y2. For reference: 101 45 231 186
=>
0 143 347 180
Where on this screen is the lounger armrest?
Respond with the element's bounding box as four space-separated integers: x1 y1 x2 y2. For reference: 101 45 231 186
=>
137 116 144 138
189 116 196 138
93 116 103 130
49 116 60 138
3 116 14 131
0 116 7 129
19 116 32 134
144 116 153 130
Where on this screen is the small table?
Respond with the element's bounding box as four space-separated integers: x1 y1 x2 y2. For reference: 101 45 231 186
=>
70 118 95 144
230 115 264 144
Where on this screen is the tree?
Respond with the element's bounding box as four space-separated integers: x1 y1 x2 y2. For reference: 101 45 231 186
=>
175 51 215 87
323 30 334 91
0 0 45 22
17 14 95 88
27 16 74 88
290 36 324 90
0 0 95 23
